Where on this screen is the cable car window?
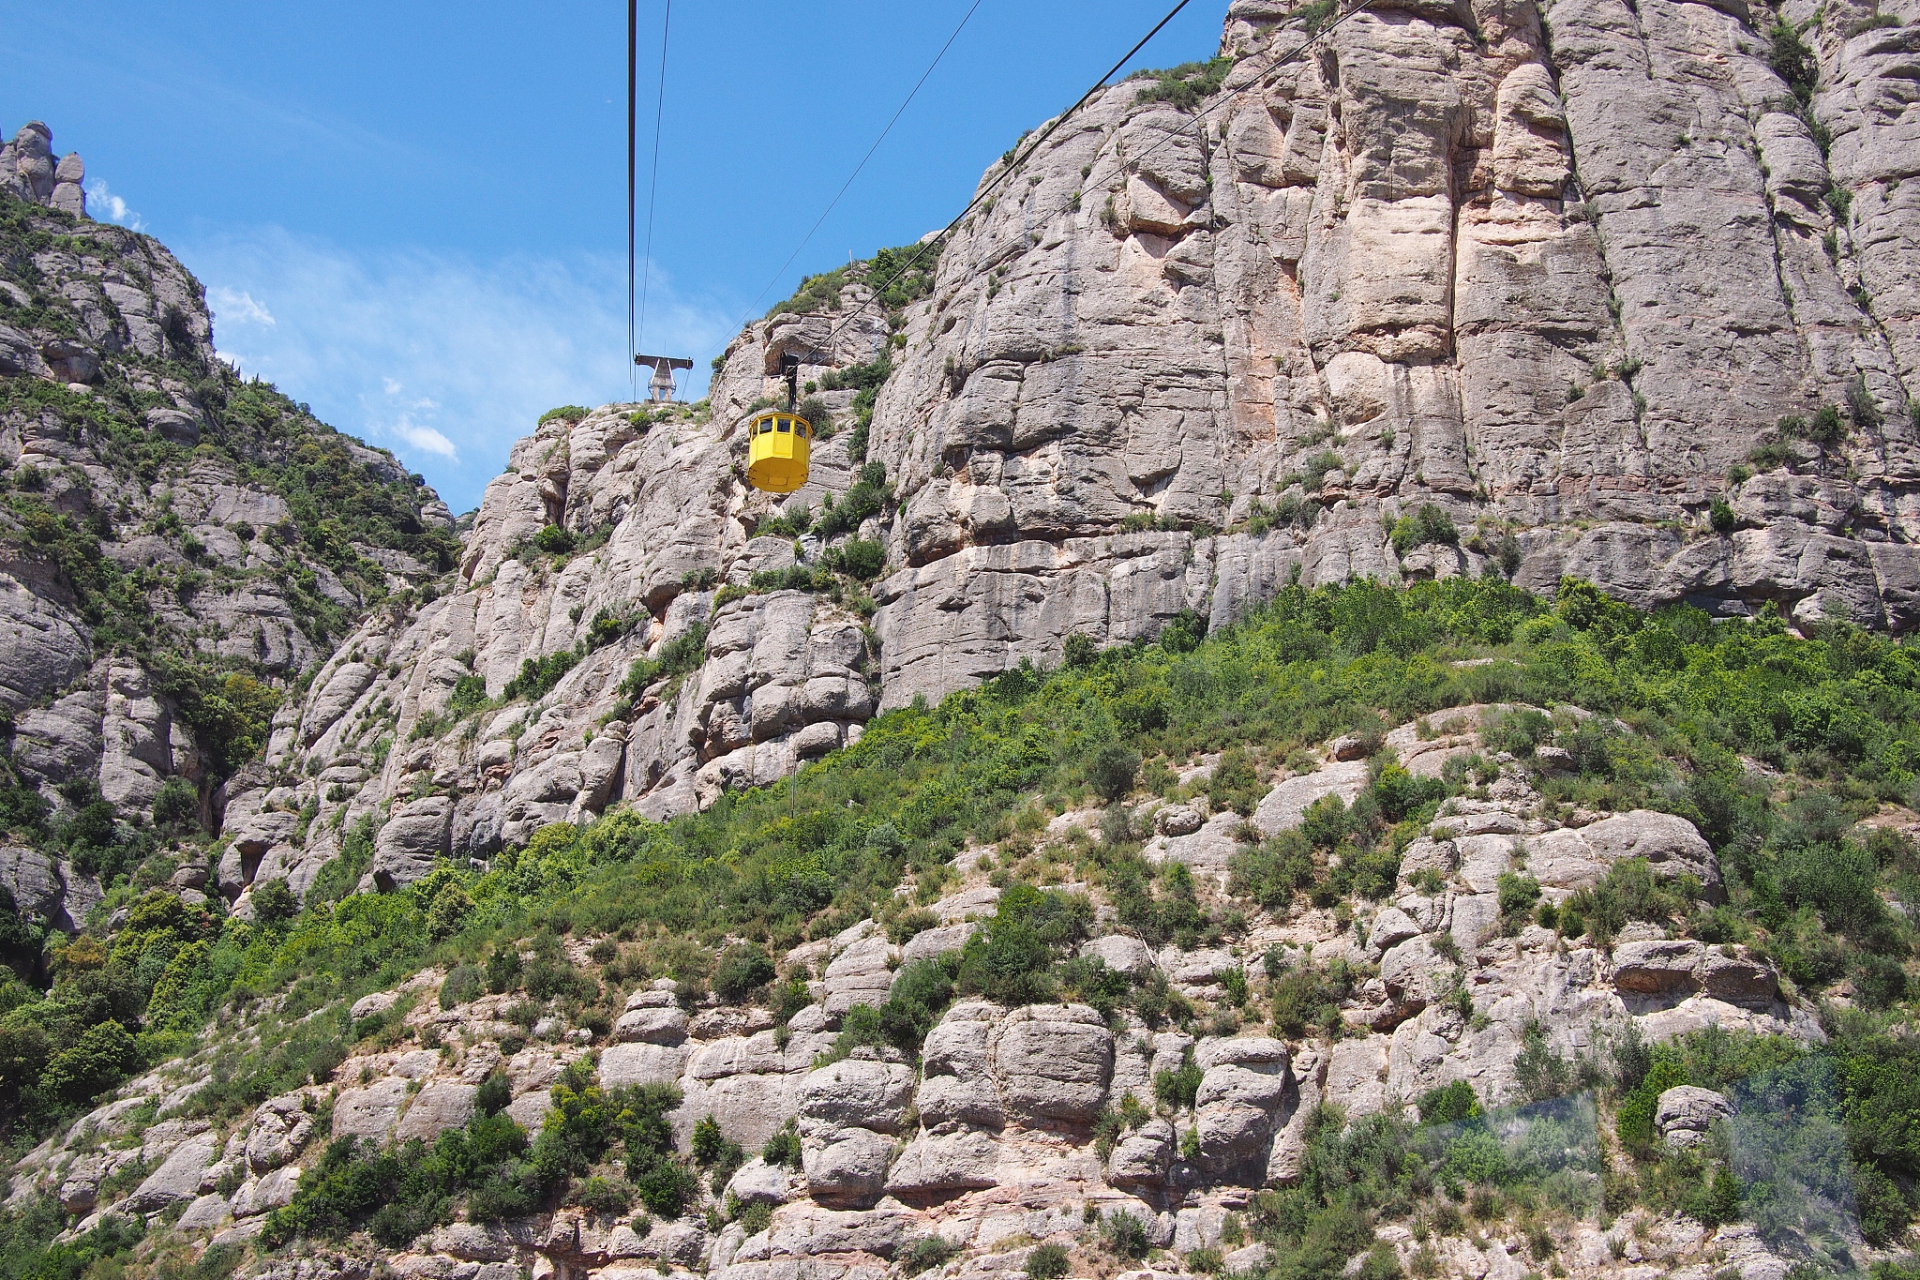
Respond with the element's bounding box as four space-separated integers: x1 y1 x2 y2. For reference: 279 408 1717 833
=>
758 419 773 434
776 419 790 433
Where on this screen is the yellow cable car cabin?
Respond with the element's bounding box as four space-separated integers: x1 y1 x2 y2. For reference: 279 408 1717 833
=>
746 409 812 493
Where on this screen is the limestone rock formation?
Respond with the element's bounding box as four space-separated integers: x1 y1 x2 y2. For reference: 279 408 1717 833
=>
0 122 86 217
0 120 452 904
6 0 1918 1268
227 0 1919 856
1655 1084 1735 1149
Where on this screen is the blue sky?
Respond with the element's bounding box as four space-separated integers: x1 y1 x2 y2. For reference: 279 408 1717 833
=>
2 1 1223 511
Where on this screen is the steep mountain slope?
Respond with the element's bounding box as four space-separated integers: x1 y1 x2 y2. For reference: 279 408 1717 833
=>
13 576 1920 1280
831 0 1920 672
257 0 1920 890
0 126 455 935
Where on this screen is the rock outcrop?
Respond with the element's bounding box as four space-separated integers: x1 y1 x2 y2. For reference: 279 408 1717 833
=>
1655 1084 1735 1149
0 122 86 217
0 119 453 912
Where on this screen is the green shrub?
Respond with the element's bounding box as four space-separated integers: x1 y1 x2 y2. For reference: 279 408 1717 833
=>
1617 1053 1689 1154
1497 871 1540 919
37 1020 141 1108
1807 404 1848 446
816 462 889 539
264 1113 531 1248
1295 0 1338 34
630 1159 699 1218
1357 1243 1404 1280
1027 1242 1071 1278
1186 1246 1224 1274
1769 21 1817 102
1100 1209 1152 1259
1230 829 1316 909
533 524 577 555
1088 743 1141 802
826 539 886 581
1416 1080 1481 1125
252 879 297 929
956 886 1088 1007
1302 450 1345 492
906 1235 961 1274
1161 608 1208 654
1208 747 1264 816
620 624 708 697
762 1121 802 1169
1565 859 1685 946
503 648 580 701
1270 962 1354 1037
476 1071 511 1117
485 948 523 994
1131 57 1230 111
769 268 850 319
573 1175 633 1215
1514 1021 1571 1102
691 1115 726 1165
1390 504 1460 556
713 945 776 1002
1155 1048 1204 1110
150 776 199 829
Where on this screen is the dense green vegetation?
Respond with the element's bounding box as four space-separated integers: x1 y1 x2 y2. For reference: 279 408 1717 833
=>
767 242 939 322
819 358 894 463
5 571 1920 1267
261 1059 694 1248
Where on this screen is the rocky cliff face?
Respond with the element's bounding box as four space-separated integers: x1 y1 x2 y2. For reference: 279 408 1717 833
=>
248 0 1920 885
844 0 1920 681
0 121 455 925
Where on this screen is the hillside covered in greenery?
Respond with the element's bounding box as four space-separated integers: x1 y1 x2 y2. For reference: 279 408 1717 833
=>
7 573 1920 1277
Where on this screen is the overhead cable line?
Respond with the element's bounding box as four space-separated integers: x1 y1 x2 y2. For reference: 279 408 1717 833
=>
806 0 1199 351
627 0 638 400
816 0 1382 354
740 0 988 324
637 0 672 359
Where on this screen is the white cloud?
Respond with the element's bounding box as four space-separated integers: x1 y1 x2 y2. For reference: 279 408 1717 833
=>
81 177 144 230
393 419 458 458
207 286 274 327
176 227 737 512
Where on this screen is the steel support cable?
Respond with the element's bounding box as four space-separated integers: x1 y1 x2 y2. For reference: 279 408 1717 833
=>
627 0 638 399
804 0 1200 352
816 0 1381 354
740 0 988 325
637 0 672 358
